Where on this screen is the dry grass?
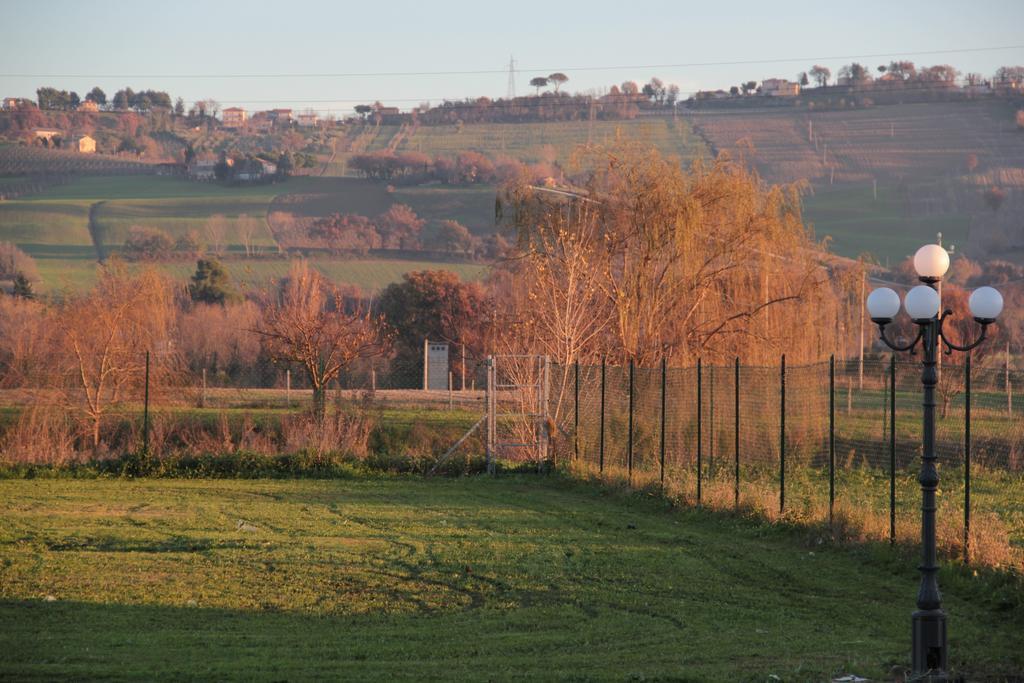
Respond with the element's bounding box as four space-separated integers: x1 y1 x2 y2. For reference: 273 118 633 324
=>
566 459 1021 571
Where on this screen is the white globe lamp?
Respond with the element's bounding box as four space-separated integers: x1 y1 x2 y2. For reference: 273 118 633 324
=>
866 287 901 323
904 285 940 322
968 286 1003 323
913 244 950 281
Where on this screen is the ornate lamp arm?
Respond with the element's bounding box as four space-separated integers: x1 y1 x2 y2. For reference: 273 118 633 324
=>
937 309 990 354
876 322 923 353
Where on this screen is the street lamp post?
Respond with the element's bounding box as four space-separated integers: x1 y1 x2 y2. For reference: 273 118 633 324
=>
866 244 1003 680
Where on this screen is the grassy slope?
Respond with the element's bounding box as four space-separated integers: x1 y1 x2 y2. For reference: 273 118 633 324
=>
0 175 490 292
803 184 970 263
1 476 1021 681
398 118 708 165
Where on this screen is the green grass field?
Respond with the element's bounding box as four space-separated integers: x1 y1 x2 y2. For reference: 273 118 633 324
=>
802 184 970 263
1 475 1021 681
0 175 491 293
396 118 708 166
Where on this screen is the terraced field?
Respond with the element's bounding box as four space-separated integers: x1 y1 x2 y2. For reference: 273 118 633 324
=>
0 144 155 176
394 117 707 166
689 101 1024 186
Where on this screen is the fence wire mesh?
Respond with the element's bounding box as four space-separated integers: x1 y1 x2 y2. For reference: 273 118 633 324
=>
552 356 1023 565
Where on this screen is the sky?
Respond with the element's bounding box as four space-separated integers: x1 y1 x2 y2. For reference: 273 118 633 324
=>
2 0 1023 115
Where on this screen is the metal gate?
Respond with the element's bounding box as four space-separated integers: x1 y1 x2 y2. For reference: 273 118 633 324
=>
485 355 550 473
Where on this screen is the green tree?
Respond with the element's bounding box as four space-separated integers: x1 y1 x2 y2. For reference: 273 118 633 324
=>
530 76 549 95
809 65 831 87
188 258 234 304
548 73 569 93
174 97 185 116
12 273 34 299
86 86 107 105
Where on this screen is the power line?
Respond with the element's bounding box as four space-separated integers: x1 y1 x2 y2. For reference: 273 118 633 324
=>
3 45 1022 79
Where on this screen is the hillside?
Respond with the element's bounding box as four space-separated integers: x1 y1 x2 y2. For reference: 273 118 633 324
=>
3 103 1023 285
688 101 1024 185
687 102 1024 263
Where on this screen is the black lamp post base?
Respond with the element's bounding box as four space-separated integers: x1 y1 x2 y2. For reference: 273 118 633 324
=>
912 608 948 680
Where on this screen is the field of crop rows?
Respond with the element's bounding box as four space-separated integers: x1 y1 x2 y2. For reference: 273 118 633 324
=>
0 145 156 176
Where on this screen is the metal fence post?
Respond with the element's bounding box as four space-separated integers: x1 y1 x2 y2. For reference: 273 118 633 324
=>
574 360 580 461
829 354 835 528
599 356 606 474
779 354 786 515
890 355 896 546
486 356 494 475
697 357 702 505
142 350 150 454
709 365 715 473
734 357 740 510
659 356 666 485
627 359 634 483
965 352 971 561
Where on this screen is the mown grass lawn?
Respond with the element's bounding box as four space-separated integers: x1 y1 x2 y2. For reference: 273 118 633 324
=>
1 476 1021 681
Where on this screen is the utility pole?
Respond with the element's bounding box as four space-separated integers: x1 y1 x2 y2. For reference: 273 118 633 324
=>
1009 340 1014 417
506 55 517 100
859 270 865 390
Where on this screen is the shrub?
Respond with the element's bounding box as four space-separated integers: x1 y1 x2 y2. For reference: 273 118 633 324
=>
123 226 175 261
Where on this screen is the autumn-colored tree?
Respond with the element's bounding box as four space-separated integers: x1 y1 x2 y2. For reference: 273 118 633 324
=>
433 220 476 255
0 242 39 283
376 204 425 250
122 226 174 261
499 142 842 368
378 270 489 380
309 213 380 254
0 296 54 388
57 266 180 447
256 261 390 419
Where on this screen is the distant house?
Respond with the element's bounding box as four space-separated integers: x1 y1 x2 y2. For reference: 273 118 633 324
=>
271 109 293 126
695 90 730 100
234 157 276 182
33 128 63 145
188 158 218 181
249 111 274 132
69 134 96 153
256 158 277 175
297 111 318 128
222 107 247 129
761 79 800 97
77 100 100 112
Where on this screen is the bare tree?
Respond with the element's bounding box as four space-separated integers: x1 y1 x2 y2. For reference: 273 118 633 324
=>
236 213 259 257
256 261 391 419
205 214 229 256
57 266 179 447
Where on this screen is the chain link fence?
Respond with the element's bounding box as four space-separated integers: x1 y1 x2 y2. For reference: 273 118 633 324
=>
551 356 1024 566
0 351 488 468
